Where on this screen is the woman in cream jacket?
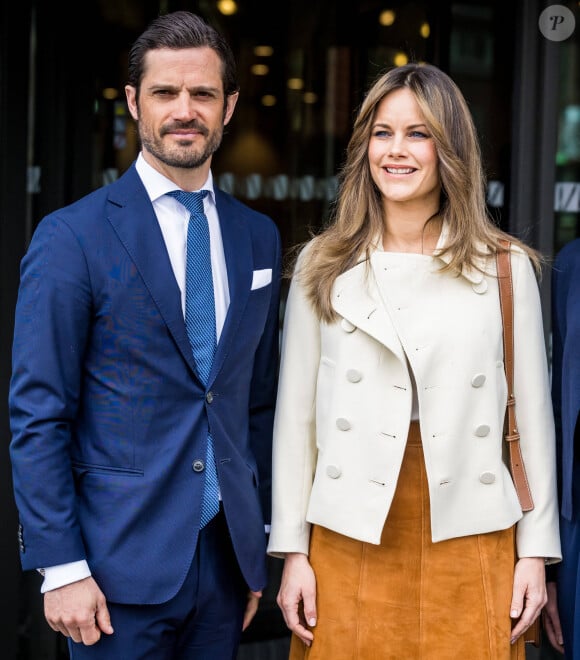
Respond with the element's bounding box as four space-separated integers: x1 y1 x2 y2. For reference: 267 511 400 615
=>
267 63 561 660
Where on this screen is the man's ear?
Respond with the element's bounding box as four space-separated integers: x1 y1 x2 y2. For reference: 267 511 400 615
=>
125 85 139 121
223 91 239 126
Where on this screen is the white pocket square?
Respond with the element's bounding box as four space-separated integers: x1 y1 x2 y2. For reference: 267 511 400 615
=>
251 268 272 290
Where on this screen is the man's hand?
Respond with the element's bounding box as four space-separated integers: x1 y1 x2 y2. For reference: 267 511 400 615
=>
543 580 564 654
44 576 114 646
242 590 262 631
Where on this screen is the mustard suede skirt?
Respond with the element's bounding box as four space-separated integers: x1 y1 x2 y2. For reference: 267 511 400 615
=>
290 421 525 660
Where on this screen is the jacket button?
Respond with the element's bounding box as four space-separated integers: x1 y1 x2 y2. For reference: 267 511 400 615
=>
472 279 488 294
346 369 362 383
192 459 205 472
340 318 356 333
336 417 351 431
471 373 486 387
206 391 214 404
326 464 342 479
475 424 490 437
479 471 495 484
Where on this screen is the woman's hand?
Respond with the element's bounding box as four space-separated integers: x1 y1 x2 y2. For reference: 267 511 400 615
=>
276 552 317 646
509 557 547 644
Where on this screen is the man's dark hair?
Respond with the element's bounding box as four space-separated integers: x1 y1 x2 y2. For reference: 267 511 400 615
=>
127 10 239 100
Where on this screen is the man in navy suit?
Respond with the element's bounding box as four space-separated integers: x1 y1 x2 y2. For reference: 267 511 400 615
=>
9 10 281 659
544 237 580 658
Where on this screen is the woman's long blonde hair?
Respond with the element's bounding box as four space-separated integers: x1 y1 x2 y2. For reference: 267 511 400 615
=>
294 63 541 322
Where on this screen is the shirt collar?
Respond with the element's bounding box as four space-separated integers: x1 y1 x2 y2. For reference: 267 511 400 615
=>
135 152 216 205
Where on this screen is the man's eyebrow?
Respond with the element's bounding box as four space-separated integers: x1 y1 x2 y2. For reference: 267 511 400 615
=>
147 83 221 93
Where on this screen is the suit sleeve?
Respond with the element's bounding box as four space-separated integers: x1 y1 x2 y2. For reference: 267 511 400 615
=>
546 251 567 582
551 250 567 504
550 241 580 524
9 214 91 570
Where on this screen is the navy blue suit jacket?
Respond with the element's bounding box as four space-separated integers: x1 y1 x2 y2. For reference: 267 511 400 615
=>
9 163 282 604
551 237 580 521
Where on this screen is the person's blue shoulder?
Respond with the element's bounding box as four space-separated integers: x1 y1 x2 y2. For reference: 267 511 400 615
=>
38 163 139 228
214 187 280 238
554 237 580 270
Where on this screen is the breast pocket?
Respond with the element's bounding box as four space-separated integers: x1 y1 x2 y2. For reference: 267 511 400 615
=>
251 268 272 290
247 282 272 327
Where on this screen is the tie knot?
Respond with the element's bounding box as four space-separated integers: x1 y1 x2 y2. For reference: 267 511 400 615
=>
168 189 209 215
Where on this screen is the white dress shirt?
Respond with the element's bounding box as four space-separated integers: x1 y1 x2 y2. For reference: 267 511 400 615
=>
40 153 230 593
138 154 230 338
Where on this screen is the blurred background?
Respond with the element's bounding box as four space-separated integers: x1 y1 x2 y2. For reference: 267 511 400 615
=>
0 1 577 657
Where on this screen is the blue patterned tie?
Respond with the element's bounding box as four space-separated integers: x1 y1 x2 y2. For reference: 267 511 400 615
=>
168 190 220 528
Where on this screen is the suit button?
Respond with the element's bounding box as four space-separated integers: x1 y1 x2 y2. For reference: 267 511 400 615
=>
479 471 495 484
340 318 356 333
346 369 362 383
475 424 490 437
206 392 214 404
192 459 205 472
336 417 351 431
471 373 486 387
326 464 342 479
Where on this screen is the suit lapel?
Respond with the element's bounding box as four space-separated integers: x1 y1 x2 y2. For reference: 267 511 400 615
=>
106 166 198 376
209 191 252 382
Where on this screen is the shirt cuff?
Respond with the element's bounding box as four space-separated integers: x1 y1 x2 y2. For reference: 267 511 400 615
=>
39 560 92 593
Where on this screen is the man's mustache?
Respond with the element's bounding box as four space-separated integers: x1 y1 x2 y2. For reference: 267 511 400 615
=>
160 121 209 137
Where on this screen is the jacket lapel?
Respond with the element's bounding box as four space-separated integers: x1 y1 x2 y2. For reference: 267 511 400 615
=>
105 166 198 376
332 228 494 368
208 190 252 382
332 259 407 364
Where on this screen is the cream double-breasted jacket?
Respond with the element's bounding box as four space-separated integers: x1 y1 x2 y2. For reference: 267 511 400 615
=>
267 235 561 563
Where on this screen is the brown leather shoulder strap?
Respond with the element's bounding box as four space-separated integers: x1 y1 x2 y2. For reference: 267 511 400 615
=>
496 239 534 511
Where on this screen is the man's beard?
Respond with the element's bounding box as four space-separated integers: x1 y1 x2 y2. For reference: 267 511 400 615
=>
139 120 224 169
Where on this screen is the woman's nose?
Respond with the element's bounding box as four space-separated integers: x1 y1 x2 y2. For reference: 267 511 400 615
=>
389 134 406 156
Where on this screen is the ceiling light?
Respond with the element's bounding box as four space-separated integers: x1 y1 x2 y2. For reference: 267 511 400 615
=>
393 52 408 66
379 10 396 26
261 95 277 106
217 0 238 16
251 64 269 75
102 87 119 100
287 78 304 90
254 45 274 57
